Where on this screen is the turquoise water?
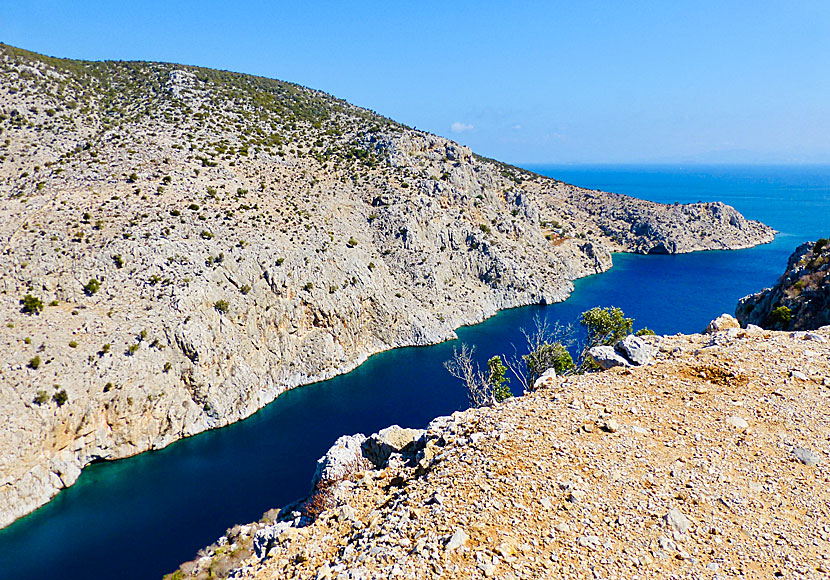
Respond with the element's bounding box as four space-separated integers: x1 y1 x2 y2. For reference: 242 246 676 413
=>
1 165 827 579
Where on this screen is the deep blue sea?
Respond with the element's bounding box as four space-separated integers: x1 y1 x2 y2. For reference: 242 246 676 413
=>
1 165 828 580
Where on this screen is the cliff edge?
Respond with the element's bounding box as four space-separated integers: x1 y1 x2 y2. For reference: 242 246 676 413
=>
169 323 830 579
737 239 830 330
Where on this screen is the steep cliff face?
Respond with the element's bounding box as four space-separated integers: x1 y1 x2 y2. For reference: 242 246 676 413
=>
0 44 775 527
736 239 830 330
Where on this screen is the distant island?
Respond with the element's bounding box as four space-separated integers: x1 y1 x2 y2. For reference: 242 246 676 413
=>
0 43 774 528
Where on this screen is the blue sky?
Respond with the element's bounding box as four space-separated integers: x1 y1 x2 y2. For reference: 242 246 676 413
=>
2 1 829 164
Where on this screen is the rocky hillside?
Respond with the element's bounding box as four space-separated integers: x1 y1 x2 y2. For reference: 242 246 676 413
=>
737 239 830 330
168 321 830 580
0 43 774 528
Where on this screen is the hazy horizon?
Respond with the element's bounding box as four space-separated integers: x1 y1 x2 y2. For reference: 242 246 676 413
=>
3 1 828 165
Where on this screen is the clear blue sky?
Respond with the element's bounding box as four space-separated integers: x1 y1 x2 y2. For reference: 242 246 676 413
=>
3 1 829 164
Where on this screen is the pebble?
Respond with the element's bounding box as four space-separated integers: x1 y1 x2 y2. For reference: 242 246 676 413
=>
665 508 692 535
726 416 749 430
791 370 808 381
793 447 820 466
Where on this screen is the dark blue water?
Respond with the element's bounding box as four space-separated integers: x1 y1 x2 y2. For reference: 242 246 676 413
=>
1 165 827 580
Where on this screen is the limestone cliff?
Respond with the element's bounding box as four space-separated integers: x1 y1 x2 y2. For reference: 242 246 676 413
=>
736 239 830 330
0 43 774 528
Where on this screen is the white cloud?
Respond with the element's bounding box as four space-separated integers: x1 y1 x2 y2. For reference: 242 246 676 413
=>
512 124 522 130
450 121 474 133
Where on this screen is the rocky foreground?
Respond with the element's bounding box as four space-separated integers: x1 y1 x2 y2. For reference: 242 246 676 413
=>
169 321 830 580
0 43 774 527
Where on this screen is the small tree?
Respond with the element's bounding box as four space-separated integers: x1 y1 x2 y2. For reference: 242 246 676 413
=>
580 306 632 348
767 305 792 328
502 315 575 392
445 345 514 408
487 356 512 403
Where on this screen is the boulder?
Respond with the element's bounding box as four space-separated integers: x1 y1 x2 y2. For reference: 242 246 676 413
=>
311 433 367 486
615 335 653 365
532 368 558 391
588 346 631 369
706 314 740 334
362 425 424 466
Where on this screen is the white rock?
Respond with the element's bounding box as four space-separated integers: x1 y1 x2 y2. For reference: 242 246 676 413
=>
664 508 692 535
588 346 631 369
445 528 469 551
726 416 749 430
706 314 740 334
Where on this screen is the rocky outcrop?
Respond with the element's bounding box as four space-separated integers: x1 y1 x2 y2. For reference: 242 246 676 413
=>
736 239 830 330
168 324 830 579
0 43 775 527
587 334 654 369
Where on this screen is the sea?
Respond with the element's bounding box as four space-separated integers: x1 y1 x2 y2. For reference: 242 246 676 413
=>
1 164 828 580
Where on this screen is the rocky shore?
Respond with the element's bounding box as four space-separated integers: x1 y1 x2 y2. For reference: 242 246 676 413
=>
0 44 774 527
737 239 830 330
169 320 830 580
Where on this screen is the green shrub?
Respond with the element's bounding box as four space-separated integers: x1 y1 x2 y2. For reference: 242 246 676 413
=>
112 254 123 268
347 237 358 247
68 340 78 348
214 299 229 314
635 327 656 336
21 294 43 315
580 306 633 348
524 342 574 384
33 390 49 405
240 284 251 295
83 278 101 295
53 389 68 406
768 305 792 328
200 230 214 240
28 356 41 370
813 238 828 254
488 356 512 403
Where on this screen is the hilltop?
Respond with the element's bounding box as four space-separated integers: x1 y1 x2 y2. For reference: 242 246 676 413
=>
0 43 774 527
168 322 830 579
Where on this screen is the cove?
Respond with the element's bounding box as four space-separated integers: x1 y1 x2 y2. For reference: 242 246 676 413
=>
1 165 827 579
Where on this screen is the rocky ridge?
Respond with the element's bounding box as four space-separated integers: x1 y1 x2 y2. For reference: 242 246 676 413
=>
0 43 774 527
169 321 830 580
737 239 830 330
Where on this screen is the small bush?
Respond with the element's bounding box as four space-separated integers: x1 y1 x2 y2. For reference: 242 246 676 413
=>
83 278 101 296
21 294 43 315
813 238 829 254
68 340 78 348
635 327 656 336
112 254 123 268
33 390 49 405
347 237 358 247
53 389 68 406
126 344 139 356
303 282 313 291
768 305 792 328
214 300 229 314
200 230 214 240
28 356 41 370
580 306 633 348
240 284 251 295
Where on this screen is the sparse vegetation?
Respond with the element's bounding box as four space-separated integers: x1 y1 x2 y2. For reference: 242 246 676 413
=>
28 356 41 370
214 299 230 314
83 278 101 296
20 294 43 315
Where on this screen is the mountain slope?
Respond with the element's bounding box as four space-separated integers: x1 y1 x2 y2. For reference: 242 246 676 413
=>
0 44 774 528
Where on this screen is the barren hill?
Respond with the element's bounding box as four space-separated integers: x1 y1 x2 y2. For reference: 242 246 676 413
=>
0 43 774 527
